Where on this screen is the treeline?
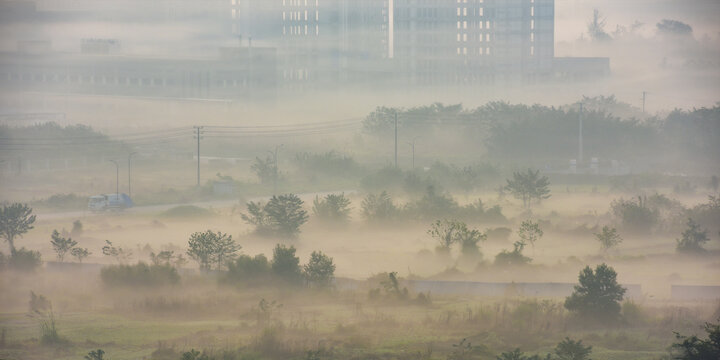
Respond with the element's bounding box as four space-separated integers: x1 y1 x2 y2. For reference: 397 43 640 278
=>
362 98 720 171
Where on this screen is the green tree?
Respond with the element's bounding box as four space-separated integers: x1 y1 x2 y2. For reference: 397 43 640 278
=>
594 226 622 254
303 251 336 288
243 195 308 238
671 320 720 360
71 247 90 263
84 349 105 360
102 240 132 264
496 348 545 360
676 218 709 253
517 220 543 253
0 203 36 257
265 194 308 238
251 155 277 184
312 193 352 224
186 230 240 271
50 230 77 262
564 263 626 322
554 337 592 360
271 244 301 283
505 169 551 208
361 191 398 222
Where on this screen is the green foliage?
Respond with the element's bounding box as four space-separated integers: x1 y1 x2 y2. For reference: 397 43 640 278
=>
71 220 83 236
496 348 546 360
102 240 133 264
271 244 301 284
671 320 720 360
427 219 486 257
50 230 77 262
242 194 308 238
505 170 551 208
224 254 271 286
303 251 336 289
100 262 179 287
610 196 658 234
312 193 352 224
407 186 459 221
517 220 543 250
0 203 36 256
84 349 105 360
564 263 626 323
71 247 90 263
676 218 709 253
361 191 399 223
187 230 240 271
294 151 361 177
594 226 622 254
553 337 592 360
251 155 277 184
0 247 42 271
494 241 532 267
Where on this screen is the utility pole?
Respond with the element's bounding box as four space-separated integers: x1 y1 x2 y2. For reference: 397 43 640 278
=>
408 136 420 170
642 91 647 114
394 111 398 168
108 160 119 196
128 152 137 199
193 126 203 187
578 103 584 165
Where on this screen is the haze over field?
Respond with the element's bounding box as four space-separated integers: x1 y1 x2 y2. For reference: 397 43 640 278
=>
0 1 719 360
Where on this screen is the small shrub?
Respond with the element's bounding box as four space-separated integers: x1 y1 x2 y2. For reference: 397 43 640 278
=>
610 196 658 234
312 193 352 225
100 262 180 287
161 205 213 218
84 349 105 360
676 218 709 253
554 337 592 360
494 242 531 267
361 191 399 223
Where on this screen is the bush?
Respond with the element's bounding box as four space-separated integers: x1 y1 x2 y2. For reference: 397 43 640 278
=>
312 193 352 225
224 254 272 286
100 262 180 287
494 242 531 267
406 186 459 221
271 244 301 284
564 263 626 323
671 320 720 360
242 194 309 238
361 191 399 223
303 251 335 289
610 196 659 234
0 248 42 272
676 218 710 253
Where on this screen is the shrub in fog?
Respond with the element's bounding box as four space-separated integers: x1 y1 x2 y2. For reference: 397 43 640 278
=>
0 203 36 257
50 230 77 262
671 320 720 360
102 240 133 264
187 230 240 271
71 220 83 236
271 244 302 284
361 191 399 223
494 241 532 267
312 193 352 225
676 218 709 253
0 247 42 272
303 251 336 289
84 349 105 360
100 262 179 287
610 196 658 234
553 337 592 360
594 226 622 254
242 194 309 238
517 220 543 253
251 155 277 184
428 219 486 258
564 263 626 323
294 150 361 177
71 247 90 263
406 186 459 221
224 254 272 286
505 169 551 208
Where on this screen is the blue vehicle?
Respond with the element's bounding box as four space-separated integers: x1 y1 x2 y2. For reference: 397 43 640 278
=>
88 193 134 212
